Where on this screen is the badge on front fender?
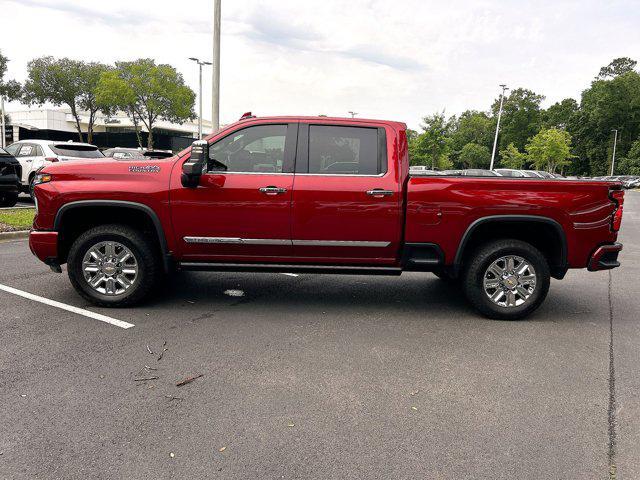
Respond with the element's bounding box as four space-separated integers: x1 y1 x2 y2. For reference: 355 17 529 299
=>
129 166 161 173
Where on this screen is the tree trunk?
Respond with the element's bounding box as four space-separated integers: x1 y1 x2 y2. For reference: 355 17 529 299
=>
130 109 144 148
87 109 95 144
70 105 84 142
146 117 154 150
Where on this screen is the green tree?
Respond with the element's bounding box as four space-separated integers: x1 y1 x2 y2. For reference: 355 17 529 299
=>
22 57 110 142
525 128 573 173
492 88 545 151
541 98 578 129
597 57 638 79
409 112 453 169
499 143 526 169
459 142 490 168
571 65 640 175
617 139 640 175
0 50 21 101
449 110 495 166
96 59 195 149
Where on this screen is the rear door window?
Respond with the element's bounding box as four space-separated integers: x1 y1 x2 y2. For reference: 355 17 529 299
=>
307 125 381 175
18 144 35 156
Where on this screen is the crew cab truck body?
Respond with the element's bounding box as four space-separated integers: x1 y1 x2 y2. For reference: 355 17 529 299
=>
29 116 624 319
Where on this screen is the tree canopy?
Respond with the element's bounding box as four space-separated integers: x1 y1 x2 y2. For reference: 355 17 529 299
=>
0 50 21 100
22 56 109 142
526 128 573 173
96 59 195 148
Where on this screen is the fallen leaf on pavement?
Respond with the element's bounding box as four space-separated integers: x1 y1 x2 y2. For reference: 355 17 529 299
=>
219 446 226 452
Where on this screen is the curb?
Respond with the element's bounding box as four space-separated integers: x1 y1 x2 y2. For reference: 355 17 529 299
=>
0 230 29 241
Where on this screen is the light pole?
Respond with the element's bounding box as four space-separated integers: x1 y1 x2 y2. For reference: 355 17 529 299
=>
189 57 212 139
610 129 618 176
490 84 508 170
348 111 358 118
0 95 5 148
212 0 221 132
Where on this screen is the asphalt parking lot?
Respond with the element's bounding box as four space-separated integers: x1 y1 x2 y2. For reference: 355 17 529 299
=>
0 192 638 480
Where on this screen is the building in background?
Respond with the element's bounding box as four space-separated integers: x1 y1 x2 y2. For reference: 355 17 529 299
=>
6 108 213 152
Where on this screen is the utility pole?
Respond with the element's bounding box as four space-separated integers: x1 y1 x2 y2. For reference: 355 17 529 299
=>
189 57 212 139
348 111 358 118
610 129 618 176
212 0 221 132
0 95 5 148
489 84 508 171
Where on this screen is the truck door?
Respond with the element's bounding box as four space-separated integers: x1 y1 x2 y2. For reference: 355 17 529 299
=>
170 122 297 261
291 123 401 265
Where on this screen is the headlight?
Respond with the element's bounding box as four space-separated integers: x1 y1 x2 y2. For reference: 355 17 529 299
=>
33 172 52 186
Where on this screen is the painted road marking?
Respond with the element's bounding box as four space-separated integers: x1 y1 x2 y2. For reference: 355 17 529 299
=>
281 273 299 277
0 284 134 329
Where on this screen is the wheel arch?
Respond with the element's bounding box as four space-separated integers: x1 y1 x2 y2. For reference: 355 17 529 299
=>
453 215 568 279
54 200 171 272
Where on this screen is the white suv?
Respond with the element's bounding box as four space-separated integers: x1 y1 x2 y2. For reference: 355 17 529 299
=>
4 140 104 198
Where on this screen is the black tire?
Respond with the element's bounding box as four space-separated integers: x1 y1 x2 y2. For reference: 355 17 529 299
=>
0 192 19 207
28 175 36 201
67 224 161 307
462 239 550 320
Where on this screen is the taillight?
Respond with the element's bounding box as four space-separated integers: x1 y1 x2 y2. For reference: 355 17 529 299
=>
45 157 59 162
609 189 625 232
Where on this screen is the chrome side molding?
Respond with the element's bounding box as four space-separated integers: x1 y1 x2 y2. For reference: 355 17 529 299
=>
183 237 391 247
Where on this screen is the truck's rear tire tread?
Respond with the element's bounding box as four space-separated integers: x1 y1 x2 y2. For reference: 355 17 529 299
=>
462 239 550 320
67 224 160 307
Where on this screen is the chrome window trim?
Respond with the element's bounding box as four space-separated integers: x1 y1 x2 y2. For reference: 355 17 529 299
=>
294 173 386 178
204 171 294 176
183 237 391 247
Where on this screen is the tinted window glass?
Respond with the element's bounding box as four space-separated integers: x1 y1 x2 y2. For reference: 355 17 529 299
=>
308 125 379 175
50 145 104 158
209 124 287 173
5 144 19 156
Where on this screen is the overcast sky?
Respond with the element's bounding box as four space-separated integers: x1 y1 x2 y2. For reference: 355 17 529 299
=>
1 0 639 129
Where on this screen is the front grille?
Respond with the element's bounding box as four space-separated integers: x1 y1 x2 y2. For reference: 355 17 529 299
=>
0 164 18 177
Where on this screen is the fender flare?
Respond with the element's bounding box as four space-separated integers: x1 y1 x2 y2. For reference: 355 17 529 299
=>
54 200 171 272
453 214 568 276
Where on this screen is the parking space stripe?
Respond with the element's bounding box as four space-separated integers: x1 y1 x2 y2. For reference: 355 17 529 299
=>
0 283 134 329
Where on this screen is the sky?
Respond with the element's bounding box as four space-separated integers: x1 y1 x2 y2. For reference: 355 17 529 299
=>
1 0 639 130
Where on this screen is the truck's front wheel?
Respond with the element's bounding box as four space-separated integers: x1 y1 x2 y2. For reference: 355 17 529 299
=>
462 239 550 320
67 224 160 307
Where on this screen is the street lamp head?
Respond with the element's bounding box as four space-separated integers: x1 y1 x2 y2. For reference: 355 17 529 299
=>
188 57 198 62
203 61 213 66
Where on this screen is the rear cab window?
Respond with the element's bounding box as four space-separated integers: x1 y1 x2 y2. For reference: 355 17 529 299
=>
297 124 387 175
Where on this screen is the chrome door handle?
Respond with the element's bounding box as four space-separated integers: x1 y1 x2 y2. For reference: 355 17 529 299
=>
259 186 287 195
366 189 393 197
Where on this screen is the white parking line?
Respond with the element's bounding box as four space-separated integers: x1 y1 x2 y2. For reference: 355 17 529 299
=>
0 284 134 329
281 273 299 277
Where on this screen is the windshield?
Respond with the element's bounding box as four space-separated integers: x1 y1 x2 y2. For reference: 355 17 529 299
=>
51 144 104 159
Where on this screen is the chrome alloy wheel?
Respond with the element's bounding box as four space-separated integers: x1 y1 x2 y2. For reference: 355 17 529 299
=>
82 241 138 296
483 255 537 308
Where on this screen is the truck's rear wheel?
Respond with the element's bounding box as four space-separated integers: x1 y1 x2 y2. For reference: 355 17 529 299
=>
462 239 550 320
67 224 160 307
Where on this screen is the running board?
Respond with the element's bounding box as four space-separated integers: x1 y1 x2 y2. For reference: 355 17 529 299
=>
177 262 403 276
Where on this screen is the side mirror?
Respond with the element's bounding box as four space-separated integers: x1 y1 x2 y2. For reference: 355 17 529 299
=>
181 140 208 188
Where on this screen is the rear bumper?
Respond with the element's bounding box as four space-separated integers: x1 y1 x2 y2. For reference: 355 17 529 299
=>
588 243 623 271
29 230 59 264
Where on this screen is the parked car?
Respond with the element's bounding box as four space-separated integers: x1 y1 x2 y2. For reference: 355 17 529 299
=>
495 169 541 178
103 148 174 160
5 140 104 198
462 169 501 177
30 115 624 320
0 147 21 207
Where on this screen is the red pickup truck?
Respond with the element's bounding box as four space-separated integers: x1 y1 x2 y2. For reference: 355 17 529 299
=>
29 115 624 320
